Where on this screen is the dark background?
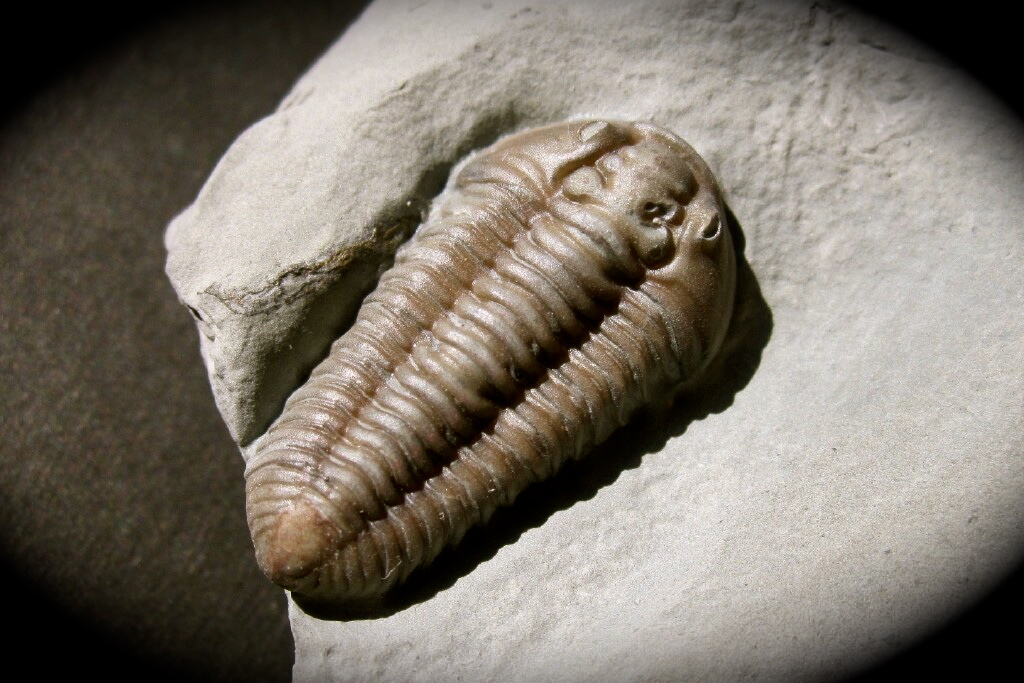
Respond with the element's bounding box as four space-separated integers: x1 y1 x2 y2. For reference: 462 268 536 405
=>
0 2 1019 681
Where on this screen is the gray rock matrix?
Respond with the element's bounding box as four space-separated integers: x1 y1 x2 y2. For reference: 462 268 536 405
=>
165 0 1024 680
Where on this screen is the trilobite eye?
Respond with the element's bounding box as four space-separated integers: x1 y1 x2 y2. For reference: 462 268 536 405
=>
701 214 721 240
639 201 675 225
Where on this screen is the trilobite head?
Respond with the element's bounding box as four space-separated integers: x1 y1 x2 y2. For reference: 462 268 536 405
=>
609 122 735 373
457 120 732 319
543 120 735 372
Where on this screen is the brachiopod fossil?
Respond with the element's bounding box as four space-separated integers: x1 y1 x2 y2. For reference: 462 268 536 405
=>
244 120 736 603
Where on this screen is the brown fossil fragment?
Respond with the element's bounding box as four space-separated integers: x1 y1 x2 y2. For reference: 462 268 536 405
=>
244 120 736 602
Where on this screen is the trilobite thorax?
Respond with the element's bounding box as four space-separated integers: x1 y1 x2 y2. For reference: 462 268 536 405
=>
244 120 736 602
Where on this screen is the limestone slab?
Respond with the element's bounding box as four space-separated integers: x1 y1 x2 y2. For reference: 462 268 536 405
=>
164 0 1024 680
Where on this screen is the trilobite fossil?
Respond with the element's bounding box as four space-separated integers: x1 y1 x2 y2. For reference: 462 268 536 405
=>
244 119 736 603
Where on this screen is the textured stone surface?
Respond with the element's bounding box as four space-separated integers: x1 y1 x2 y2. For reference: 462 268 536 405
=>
1 3 370 680
164 0 1024 680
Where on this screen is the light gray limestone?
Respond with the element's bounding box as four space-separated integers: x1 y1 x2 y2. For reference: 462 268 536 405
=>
165 0 1024 680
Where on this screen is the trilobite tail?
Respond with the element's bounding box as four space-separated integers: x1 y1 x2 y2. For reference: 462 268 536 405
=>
253 500 338 589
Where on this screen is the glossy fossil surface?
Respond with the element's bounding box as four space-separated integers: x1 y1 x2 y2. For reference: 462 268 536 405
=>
244 120 735 603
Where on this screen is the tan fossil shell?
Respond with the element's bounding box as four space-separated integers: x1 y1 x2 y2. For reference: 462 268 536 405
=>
244 120 736 603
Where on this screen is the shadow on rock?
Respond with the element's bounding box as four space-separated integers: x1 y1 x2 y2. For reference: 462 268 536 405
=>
295 205 772 620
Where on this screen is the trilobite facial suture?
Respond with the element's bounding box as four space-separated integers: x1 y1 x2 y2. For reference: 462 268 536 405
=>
244 120 736 603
